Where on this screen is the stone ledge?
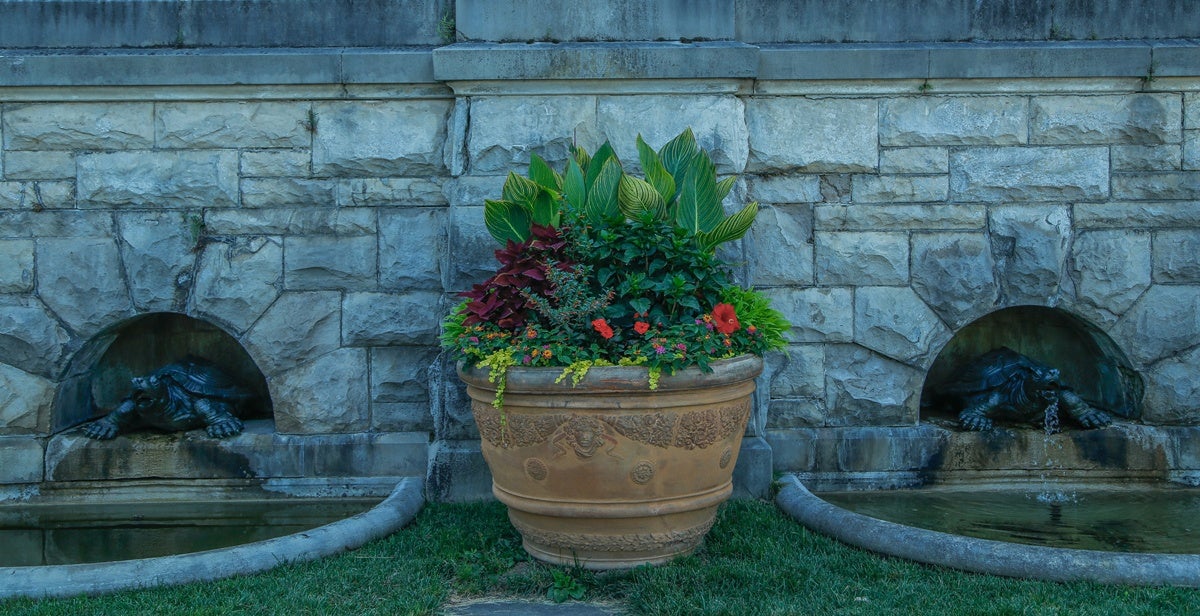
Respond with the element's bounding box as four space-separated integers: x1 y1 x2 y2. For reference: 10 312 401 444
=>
433 42 759 81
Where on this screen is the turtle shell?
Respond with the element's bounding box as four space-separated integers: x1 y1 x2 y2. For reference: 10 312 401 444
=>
151 356 253 401
938 347 1049 397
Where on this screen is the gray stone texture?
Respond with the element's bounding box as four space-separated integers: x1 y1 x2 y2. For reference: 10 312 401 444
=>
203 208 375 237
0 363 53 434
2 103 154 150
447 205 500 292
243 291 342 376
1141 346 1200 424
0 181 76 210
824 345 921 426
339 178 447 207
880 96 1028 146
746 175 823 205
466 96 598 174
342 291 443 346
1071 230 1152 325
879 147 949 174
816 232 908 286
596 96 748 173
1031 94 1182 145
1112 145 1182 171
371 346 438 432
0 239 34 293
1112 285 1200 366
312 101 451 177
116 211 195 312
951 147 1109 202
1185 131 1199 171
240 149 312 177
284 234 377 290
272 349 370 434
1154 230 1200 284
380 208 446 290
77 150 238 208
36 237 133 336
911 233 998 328
854 286 950 366
746 98 877 173
0 297 72 378
1112 172 1200 200
190 237 282 334
764 287 853 343
0 437 43 484
747 205 814 287
816 203 984 231
988 204 1071 305
852 175 948 203
156 102 311 149
240 178 337 208
2 151 75 180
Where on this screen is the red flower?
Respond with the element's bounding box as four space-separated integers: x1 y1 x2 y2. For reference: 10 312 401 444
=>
634 321 650 335
591 318 614 339
712 303 740 334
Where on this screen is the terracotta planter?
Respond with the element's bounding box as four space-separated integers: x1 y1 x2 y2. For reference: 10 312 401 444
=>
458 354 763 569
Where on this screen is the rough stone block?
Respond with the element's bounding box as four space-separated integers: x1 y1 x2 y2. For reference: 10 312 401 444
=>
951 147 1109 202
0 297 71 378
732 436 773 499
432 354 478 441
427 439 494 502
816 231 908 286
272 349 369 434
0 239 34 293
243 291 341 376
338 178 447 207
342 291 444 346
596 95 748 172
466 96 598 174
764 429 817 472
203 208 375 236
116 211 195 312
1142 346 1200 425
1154 230 1200 284
0 211 111 240
766 399 825 429
1031 94 1182 145
370 346 438 432
36 237 133 336
312 100 451 177
988 204 1071 305
2 151 75 180
815 203 983 232
1075 201 1200 230
2 102 154 150
1111 285 1200 366
156 102 311 148
1112 145 1182 171
746 174 822 204
240 149 312 177
746 98 877 173
190 237 282 334
77 150 238 208
852 174 947 203
1187 93 1200 130
854 286 949 366
768 344 825 401
1112 172 1200 200
746 205 813 286
763 287 853 343
447 205 499 291
1186 131 1199 171
0 437 43 484
0 181 76 210
1071 230 1151 324
880 96 1027 146
879 147 949 174
241 178 337 208
0 364 52 434
284 235 377 290
911 233 999 328
824 345 921 427
380 208 446 290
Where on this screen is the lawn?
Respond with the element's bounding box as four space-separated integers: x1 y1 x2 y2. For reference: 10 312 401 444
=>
3 499 1197 615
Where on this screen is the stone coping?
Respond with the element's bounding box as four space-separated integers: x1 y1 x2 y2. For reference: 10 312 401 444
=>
0 476 425 600
775 475 1200 588
2 41 1197 89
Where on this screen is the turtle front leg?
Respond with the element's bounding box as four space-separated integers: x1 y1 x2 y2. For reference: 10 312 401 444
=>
83 398 138 440
195 398 244 438
957 393 1001 431
1060 390 1112 429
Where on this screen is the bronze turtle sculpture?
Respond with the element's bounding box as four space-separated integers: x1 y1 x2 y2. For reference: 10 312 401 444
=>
937 347 1112 432
83 357 252 440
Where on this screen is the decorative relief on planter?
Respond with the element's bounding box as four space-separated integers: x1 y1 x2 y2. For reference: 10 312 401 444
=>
510 516 716 553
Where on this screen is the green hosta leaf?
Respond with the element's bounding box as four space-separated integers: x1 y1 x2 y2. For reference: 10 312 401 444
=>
584 159 622 224
585 141 618 194
528 153 562 193
715 175 736 203
483 199 532 244
629 297 651 315
697 201 759 252
618 175 666 221
501 172 541 210
531 190 559 226
659 128 699 183
563 158 586 210
676 152 724 235
571 144 591 173
636 135 677 206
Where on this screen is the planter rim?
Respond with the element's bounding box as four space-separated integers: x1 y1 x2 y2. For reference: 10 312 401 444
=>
457 353 764 394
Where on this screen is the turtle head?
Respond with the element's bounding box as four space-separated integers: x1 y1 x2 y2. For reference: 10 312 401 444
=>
1029 366 1062 401
129 374 166 408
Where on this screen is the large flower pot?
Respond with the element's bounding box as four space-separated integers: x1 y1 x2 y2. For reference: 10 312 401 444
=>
458 354 763 570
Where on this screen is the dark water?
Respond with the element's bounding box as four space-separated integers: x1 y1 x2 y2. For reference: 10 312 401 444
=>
0 498 380 566
820 487 1200 554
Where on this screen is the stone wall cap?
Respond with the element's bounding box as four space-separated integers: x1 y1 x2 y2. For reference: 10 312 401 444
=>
433 41 759 81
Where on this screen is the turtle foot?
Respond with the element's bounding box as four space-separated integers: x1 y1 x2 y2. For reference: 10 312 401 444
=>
83 420 119 440
206 417 245 438
958 412 993 431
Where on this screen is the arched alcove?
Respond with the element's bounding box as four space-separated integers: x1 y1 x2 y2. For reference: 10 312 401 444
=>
920 306 1143 424
53 313 272 433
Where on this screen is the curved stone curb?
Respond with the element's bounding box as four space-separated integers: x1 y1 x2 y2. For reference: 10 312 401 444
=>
776 474 1200 588
0 476 425 599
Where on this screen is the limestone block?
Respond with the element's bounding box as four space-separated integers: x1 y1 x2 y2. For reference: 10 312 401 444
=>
1142 346 1200 424
880 96 1027 146
746 98 877 173
0 297 71 377
816 204 984 231
116 211 195 312
767 344 825 401
911 233 998 328
272 348 369 434
816 231 908 286
2 102 154 150
444 175 507 207
596 95 748 172
1185 131 1199 171
824 344 921 426
342 291 443 346
0 363 52 434
284 235 377 290
0 437 43 484
77 150 238 208
1031 94 1181 145
204 208 375 236
1154 230 1200 284
1112 172 1200 200
338 178 447 207
447 205 499 291
312 100 451 177
988 204 1071 304
1112 285 1200 366
766 399 825 429
191 237 282 334
879 147 948 174
951 147 1109 202
2 151 75 180
0 181 76 210
370 346 438 432
854 286 949 366
1187 93 1200 130
0 239 34 293
243 291 341 376
747 205 813 287
1075 201 1200 230
852 175 948 203
240 149 312 177
241 178 337 208
380 208 446 289
1112 145 1182 171
431 353 478 441
763 287 853 343
746 174 822 204
36 237 133 336
764 428 818 471
156 102 310 148
1071 230 1151 324
467 96 598 174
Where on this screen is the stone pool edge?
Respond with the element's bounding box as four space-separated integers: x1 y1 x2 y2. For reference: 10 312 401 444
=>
775 474 1200 588
0 476 425 600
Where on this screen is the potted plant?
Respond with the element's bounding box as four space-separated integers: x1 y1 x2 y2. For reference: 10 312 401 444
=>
442 129 789 569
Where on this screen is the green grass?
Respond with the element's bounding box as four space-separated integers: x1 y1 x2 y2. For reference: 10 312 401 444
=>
3 500 1199 615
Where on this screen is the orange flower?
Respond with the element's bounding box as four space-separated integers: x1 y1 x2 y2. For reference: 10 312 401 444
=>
591 318 614 340
712 303 740 334
634 321 650 335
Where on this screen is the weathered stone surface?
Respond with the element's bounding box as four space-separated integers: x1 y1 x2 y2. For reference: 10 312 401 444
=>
746 174 822 204
854 286 949 366
342 291 443 346
1187 93 1200 130
0 239 34 293
77 150 238 208
879 147 948 173
466 96 598 174
370 346 438 432
380 208 445 289
2 103 154 150
203 207 375 236
1185 131 1199 171
431 354 477 441
1071 230 1151 324
746 98 877 173
241 178 337 208
116 211 195 312
443 175 506 207
2 151 75 180
911 233 998 328
0 363 52 434
1112 144 1182 171
0 210 110 239
239 149 312 177
156 102 310 148
0 181 76 210
596 95 748 172
768 344 825 401
815 204 984 231
880 96 1027 146
191 236 282 334
1142 346 1200 424
988 204 1071 304
0 297 71 377
852 174 947 203
1154 230 1200 284
338 178 447 207
767 399 825 429
0 437 43 484
763 287 853 343
1031 94 1181 145
1112 172 1200 200
271 349 369 434
1075 201 1200 229
747 205 813 286
816 231 908 286
951 147 1109 202
284 235 376 290
1112 285 1200 366
447 205 498 291
312 100 451 177
36 237 132 335
243 291 341 376
825 344 921 426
